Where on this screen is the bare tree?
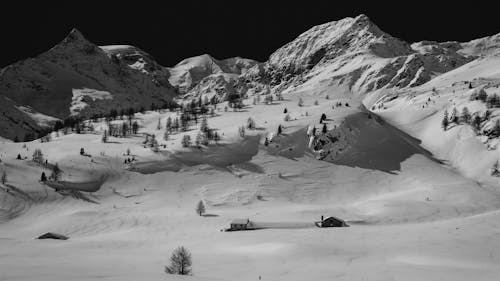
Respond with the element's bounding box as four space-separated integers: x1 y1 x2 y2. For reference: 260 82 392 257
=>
32 149 44 164
165 246 192 275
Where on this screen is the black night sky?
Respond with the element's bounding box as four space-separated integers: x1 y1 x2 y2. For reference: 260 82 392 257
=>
1 1 499 67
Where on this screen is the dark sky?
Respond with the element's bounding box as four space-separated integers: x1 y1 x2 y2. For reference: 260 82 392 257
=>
1 1 499 67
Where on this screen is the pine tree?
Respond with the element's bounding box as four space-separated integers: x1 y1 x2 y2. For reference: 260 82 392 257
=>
213 131 221 144
51 163 62 181
314 100 319 106
164 246 192 275
277 124 282 135
196 200 205 216
247 117 256 130
450 107 459 124
284 114 291 121
102 130 108 143
181 135 191 147
493 120 500 137
320 113 327 123
472 115 482 131
166 116 172 132
442 109 449 130
132 121 139 134
164 130 169 141
264 137 269 146
195 131 203 147
1 170 7 185
461 107 471 124
238 126 246 138
322 123 328 134
40 172 47 182
200 116 209 133
283 108 288 114
157 118 162 130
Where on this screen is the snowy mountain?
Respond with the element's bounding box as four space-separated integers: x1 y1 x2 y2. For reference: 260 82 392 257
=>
0 29 177 141
2 15 500 142
264 14 475 95
166 54 266 101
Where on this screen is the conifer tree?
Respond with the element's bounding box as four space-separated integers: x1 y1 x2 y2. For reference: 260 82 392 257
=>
1 170 7 185
196 200 205 216
102 130 108 143
51 163 62 181
442 109 449 130
461 107 471 124
181 135 191 147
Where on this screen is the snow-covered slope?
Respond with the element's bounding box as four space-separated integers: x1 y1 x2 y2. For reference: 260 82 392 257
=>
2 89 500 281
371 54 500 180
0 29 177 140
459 33 500 57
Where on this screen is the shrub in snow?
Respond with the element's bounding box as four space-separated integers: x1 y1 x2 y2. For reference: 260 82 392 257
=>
298 98 304 107
284 114 291 122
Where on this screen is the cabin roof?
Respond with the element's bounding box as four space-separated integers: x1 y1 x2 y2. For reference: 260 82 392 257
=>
230 218 249 225
323 216 345 223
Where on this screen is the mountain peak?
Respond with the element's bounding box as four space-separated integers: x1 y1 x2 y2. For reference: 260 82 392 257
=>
62 28 89 44
354 14 371 23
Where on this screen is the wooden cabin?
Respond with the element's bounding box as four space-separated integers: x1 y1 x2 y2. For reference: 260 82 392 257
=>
316 216 348 227
230 218 251 231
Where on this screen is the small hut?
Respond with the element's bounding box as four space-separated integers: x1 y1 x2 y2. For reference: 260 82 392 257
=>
37 232 69 240
229 218 251 231
316 216 348 227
